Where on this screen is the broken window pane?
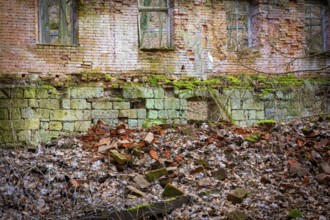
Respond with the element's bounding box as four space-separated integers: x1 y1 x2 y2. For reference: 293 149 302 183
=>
39 0 78 45
304 4 324 53
140 11 168 48
226 0 250 51
138 0 171 48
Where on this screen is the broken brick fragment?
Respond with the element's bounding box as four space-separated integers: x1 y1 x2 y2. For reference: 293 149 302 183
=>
144 132 154 145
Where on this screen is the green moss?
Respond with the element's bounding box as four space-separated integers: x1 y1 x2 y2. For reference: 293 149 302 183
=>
173 80 197 90
287 209 303 219
226 75 241 86
145 168 167 182
147 75 170 87
142 119 165 128
111 83 119 88
127 203 153 212
257 120 276 127
245 133 260 143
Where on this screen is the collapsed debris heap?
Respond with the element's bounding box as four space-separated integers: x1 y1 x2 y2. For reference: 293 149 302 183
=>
0 117 329 219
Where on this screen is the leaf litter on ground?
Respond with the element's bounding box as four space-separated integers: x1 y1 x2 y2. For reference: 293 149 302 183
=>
0 117 329 219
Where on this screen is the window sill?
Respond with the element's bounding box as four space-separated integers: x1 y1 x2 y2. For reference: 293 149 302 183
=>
36 43 79 47
139 47 175 52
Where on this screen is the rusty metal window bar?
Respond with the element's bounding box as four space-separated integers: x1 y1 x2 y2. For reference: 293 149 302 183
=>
38 0 78 45
226 0 250 51
138 0 171 48
304 4 325 53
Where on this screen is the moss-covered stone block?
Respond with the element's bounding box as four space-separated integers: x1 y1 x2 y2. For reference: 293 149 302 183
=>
242 99 264 110
9 108 21 119
17 130 32 143
0 119 39 130
11 88 24 98
154 99 164 110
39 99 60 109
50 110 89 121
113 102 130 110
91 110 118 119
164 98 180 110
162 184 184 197
0 89 10 99
119 109 130 118
71 99 91 110
92 101 113 110
123 87 154 99
61 99 71 109
179 99 187 110
37 131 60 143
0 99 29 108
153 88 165 98
49 121 63 131
146 99 155 109
0 109 8 120
74 121 91 131
147 110 158 119
232 110 248 121
24 87 36 99
35 108 50 120
36 88 49 99
145 167 167 182
142 119 164 128
137 109 147 119
158 110 169 119
256 110 265 120
40 122 49 130
70 87 104 98
231 98 242 109
128 119 138 128
0 131 17 143
178 90 194 99
130 109 138 118
21 107 35 119
63 122 75 131
29 99 38 108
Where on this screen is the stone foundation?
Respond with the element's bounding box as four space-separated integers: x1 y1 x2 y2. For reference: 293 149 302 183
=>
0 83 328 147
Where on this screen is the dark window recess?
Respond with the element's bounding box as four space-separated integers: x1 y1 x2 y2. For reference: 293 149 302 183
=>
304 4 325 53
38 0 78 45
138 0 171 48
226 0 250 51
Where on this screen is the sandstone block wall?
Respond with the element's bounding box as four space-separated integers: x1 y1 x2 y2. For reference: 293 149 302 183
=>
0 84 328 147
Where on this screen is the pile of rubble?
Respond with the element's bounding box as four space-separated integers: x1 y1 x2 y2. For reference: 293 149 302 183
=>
0 117 329 219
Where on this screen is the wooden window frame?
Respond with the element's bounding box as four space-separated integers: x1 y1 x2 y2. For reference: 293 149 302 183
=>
138 0 172 49
304 3 326 53
38 0 78 45
226 0 251 51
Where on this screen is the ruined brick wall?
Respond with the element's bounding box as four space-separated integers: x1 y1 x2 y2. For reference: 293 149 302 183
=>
0 0 329 79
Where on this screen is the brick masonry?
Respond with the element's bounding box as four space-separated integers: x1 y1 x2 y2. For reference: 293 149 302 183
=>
0 0 329 79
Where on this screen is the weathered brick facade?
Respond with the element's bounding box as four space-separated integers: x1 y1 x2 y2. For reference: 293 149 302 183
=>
0 0 329 79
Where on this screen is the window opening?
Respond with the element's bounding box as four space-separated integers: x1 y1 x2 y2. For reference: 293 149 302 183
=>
304 4 325 53
226 0 250 51
138 0 171 48
38 0 78 45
